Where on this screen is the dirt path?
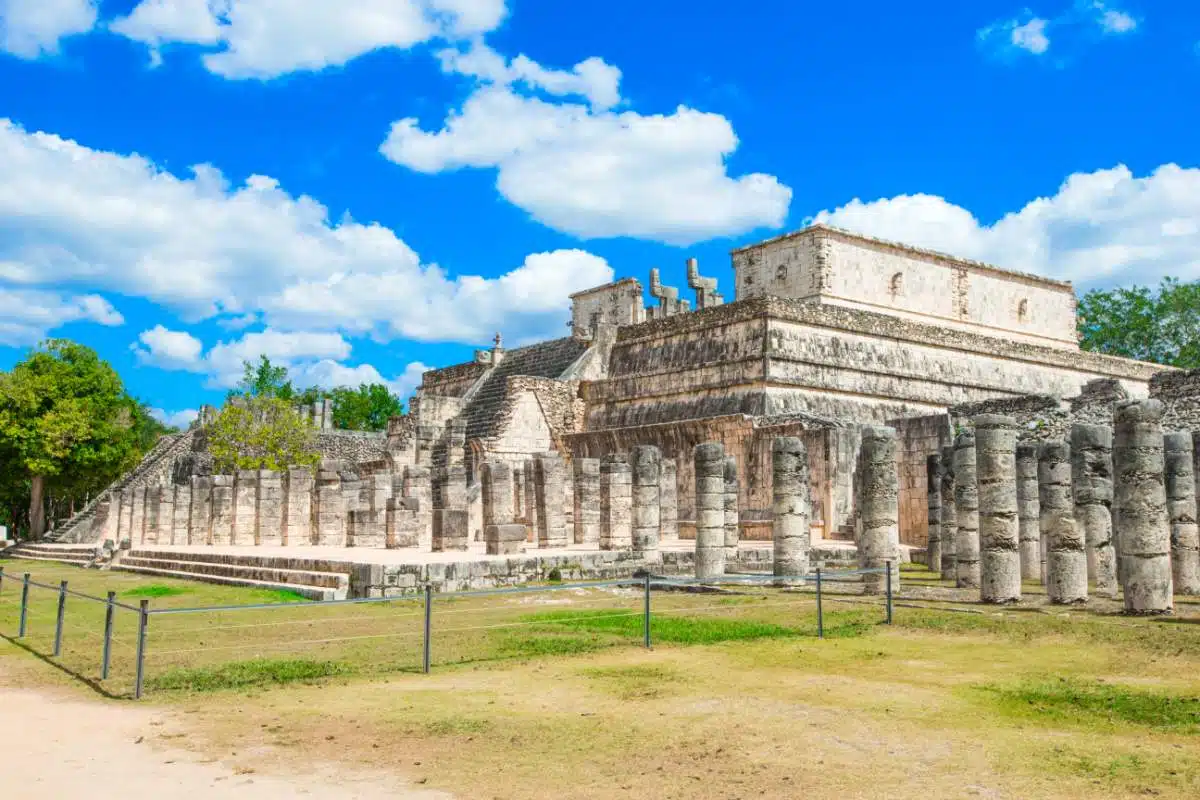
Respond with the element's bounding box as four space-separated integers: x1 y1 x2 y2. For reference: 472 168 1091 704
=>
0 688 452 799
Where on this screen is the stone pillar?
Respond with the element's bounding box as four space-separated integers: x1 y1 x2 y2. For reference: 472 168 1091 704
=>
143 486 162 546
349 473 388 548
1113 400 1172 614
632 446 662 554
1070 424 1118 596
283 467 313 546
159 486 175 546
599 454 632 551
118 488 134 545
254 470 284 546
1016 442 1041 582
403 466 433 551
130 486 146 546
171 483 191 546
723 456 740 562
232 470 259 546
534 452 568 548
772 437 810 581
1039 441 1087 604
975 415 1020 604
482 460 515 527
188 476 212 545
1165 433 1200 595
312 467 345 547
939 445 957 581
925 453 942 572
694 442 726 581
660 458 679 542
572 458 601 545
859 427 899 595
523 460 539 543
432 465 469 551
210 475 235 546
953 430 980 589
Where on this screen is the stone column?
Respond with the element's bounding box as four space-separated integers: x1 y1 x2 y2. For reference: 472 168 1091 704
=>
632 446 662 554
283 467 313 546
976 415 1020 604
143 486 162 546
694 442 727 581
312 467 345 546
1165 432 1200 595
572 458 601 545
859 427 899 595
772 437 810 581
118 488 134 545
1114 400 1172 614
599 454 632 551
232 470 259 546
130 486 147 546
1016 442 1041 582
433 464 469 551
1071 424 1118 596
482 460 515 527
939 445 957 581
188 476 212 545
171 483 191 546
256 470 284 546
534 453 568 549
159 486 176 546
404 466 433 551
723 456 740 562
349 473 388 549
660 458 679 542
953 430 981 589
925 453 943 572
210 475 235 546
523 460 539 543
1039 441 1088 604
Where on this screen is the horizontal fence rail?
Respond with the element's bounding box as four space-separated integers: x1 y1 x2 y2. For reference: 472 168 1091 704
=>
0 562 896 700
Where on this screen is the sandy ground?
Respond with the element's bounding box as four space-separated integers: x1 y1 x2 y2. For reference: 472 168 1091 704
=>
0 688 453 799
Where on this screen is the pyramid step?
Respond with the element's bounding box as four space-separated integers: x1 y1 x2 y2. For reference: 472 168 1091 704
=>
110 564 339 601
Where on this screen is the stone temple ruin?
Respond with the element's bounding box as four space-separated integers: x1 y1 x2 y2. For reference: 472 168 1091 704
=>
15 224 1200 604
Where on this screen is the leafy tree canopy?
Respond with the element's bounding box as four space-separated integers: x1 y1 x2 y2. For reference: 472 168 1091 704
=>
246 357 404 432
1077 278 1200 369
207 394 320 472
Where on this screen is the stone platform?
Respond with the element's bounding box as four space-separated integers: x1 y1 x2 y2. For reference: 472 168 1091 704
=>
110 540 914 598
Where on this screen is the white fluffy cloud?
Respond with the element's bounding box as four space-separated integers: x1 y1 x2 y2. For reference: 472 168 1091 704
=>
0 118 610 345
382 44 791 245
0 286 122 345
0 0 97 58
150 406 199 429
812 163 1200 288
132 324 204 369
111 0 507 78
978 2 1137 59
295 358 429 399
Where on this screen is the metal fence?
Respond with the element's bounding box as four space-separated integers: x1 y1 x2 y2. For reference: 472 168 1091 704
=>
0 563 894 700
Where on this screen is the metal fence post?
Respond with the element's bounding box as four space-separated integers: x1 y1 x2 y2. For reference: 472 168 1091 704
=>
0 566 5 594
643 574 652 649
422 583 432 675
101 591 115 681
18 573 30 638
134 599 149 700
53 580 68 657
816 567 824 639
885 560 894 625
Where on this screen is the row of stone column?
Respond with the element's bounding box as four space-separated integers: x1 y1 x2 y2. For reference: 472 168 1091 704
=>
925 400 1198 612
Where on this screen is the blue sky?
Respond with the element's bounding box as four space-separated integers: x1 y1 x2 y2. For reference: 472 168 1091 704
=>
0 0 1197 427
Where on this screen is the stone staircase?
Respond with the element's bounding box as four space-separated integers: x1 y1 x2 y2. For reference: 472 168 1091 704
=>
112 549 351 601
2 542 105 567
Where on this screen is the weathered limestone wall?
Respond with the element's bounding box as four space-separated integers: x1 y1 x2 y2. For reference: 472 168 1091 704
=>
890 414 953 547
569 279 646 338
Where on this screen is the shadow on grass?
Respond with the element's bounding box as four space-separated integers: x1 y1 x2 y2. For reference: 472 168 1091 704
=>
0 633 129 700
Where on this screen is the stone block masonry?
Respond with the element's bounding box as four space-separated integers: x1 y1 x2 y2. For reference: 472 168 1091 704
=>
773 437 810 581
130 486 146 546
1070 425 1117 597
1114 400 1172 614
210 476 234 546
485 523 527 555
723 456 740 560
660 458 679 541
573 458 601 545
600 454 632 550
1015 442 1041 582
953 431 980 589
975 415 1020 604
631 446 662 554
939 445 957 581
1039 441 1087 604
257 470 284 547
313 468 345 547
1164 432 1200 595
694 442 727 581
189 477 212 545
284 468 313 545
925 453 942 572
171 483 191 546
482 460 515 528
233 470 258 546
523 460 539 544
858 427 899 595
143 486 162 545
534 453 568 548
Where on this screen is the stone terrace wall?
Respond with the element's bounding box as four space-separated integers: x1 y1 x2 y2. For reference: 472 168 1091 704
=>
316 430 388 464
1152 369 1200 431
888 414 953 547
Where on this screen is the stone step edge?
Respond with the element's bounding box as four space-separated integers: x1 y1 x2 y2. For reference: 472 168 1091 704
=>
110 564 340 602
4 553 94 566
126 548 359 576
118 556 349 589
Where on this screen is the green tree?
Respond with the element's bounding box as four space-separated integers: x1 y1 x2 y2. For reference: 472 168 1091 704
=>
0 340 145 538
235 355 295 400
329 384 404 431
206 394 320 472
1077 278 1200 368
